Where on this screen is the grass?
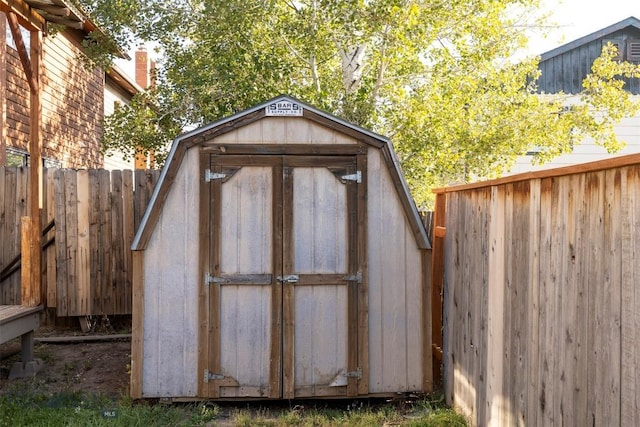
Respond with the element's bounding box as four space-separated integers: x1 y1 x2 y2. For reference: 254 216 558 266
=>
0 385 218 427
0 385 467 427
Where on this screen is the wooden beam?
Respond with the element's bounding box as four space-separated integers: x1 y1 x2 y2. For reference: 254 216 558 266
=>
25 27 42 307
0 13 6 166
430 192 446 385
32 4 70 17
38 12 83 29
0 0 46 32
6 11 36 94
130 251 144 399
433 152 640 194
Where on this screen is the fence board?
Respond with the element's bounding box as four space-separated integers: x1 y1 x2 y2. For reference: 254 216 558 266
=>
77 170 91 316
44 168 57 308
53 170 68 315
111 170 125 315
438 156 640 426
121 170 134 315
1 168 27 304
0 167 160 317
98 169 113 315
621 166 640 427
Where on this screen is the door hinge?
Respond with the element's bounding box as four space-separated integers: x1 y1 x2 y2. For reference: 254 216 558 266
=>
203 370 225 382
343 271 362 284
343 368 362 379
341 171 362 183
205 169 226 182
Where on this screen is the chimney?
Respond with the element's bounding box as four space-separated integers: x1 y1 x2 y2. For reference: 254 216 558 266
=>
134 46 156 169
135 46 150 89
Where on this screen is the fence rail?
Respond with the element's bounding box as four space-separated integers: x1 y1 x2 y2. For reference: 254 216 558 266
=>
0 167 160 316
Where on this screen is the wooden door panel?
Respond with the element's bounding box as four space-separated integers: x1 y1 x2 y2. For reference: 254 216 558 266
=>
283 159 356 398
292 167 348 274
219 284 272 397
293 284 348 397
206 154 364 399
220 166 272 275
207 164 278 398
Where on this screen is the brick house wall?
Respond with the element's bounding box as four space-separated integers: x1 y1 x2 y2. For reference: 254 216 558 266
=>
3 15 105 168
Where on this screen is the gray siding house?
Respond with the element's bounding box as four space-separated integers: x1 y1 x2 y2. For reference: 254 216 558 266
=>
510 17 640 173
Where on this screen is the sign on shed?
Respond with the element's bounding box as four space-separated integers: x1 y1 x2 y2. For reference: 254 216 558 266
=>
130 95 432 400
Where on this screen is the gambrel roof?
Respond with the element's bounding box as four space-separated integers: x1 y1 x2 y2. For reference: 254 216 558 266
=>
132 95 430 250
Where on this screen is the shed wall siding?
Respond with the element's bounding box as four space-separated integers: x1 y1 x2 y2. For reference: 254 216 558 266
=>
367 147 423 393
142 148 199 397
214 117 358 145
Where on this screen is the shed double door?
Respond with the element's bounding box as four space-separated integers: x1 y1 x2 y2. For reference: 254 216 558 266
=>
202 154 365 399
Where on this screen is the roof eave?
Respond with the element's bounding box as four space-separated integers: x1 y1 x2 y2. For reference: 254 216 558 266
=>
540 16 640 62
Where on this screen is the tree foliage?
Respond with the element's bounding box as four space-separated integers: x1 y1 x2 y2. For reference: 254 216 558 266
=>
86 0 640 208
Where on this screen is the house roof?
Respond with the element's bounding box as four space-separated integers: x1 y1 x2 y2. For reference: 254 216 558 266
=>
24 0 90 30
0 0 129 59
131 95 431 250
540 16 640 61
106 65 143 97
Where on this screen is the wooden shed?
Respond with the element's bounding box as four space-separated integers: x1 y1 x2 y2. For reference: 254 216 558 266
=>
130 95 432 400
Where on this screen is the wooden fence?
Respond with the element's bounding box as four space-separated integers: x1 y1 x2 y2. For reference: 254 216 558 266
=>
0 167 160 317
432 154 640 426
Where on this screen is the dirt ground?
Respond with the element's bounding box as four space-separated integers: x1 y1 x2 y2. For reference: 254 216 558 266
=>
0 323 131 400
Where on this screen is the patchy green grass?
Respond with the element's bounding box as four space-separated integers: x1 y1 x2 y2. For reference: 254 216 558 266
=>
0 385 218 427
0 385 466 427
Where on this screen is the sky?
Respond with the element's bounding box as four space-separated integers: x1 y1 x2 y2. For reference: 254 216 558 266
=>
529 0 640 55
115 0 640 80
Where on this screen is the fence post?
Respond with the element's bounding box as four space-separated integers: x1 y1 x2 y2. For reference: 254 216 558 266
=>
431 192 446 386
20 216 41 306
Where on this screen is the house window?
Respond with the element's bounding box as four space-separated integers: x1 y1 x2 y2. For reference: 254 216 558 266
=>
5 147 62 168
603 39 624 61
6 148 28 166
626 40 640 61
5 16 31 54
44 158 62 168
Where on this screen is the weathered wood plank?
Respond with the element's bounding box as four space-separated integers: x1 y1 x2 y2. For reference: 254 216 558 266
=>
63 170 78 316
121 170 134 315
53 169 67 316
585 171 605 426
269 162 283 399
486 186 506 425
88 169 100 315
75 170 90 315
130 250 144 399
525 179 541 427
44 168 57 308
442 193 457 405
356 153 370 395
99 170 113 314
197 154 210 398
621 165 640 426
110 171 125 314
282 163 295 399
597 168 622 425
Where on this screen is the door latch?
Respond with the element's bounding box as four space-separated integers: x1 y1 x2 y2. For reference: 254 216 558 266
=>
276 275 299 284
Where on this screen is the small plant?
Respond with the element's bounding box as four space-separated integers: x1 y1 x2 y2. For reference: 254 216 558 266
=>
34 344 55 364
188 402 220 425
